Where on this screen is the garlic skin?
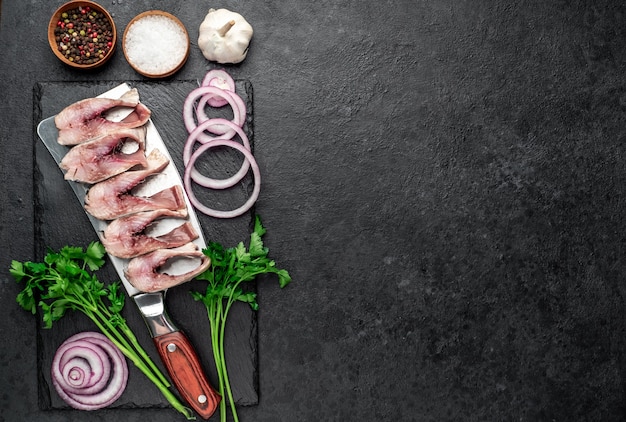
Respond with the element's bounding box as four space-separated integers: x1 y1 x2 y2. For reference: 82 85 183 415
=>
198 8 253 64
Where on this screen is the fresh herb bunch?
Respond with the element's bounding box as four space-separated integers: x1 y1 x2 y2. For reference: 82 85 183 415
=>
10 241 195 420
192 215 291 422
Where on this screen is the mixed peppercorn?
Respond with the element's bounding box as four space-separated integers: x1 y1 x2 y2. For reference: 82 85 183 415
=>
54 5 114 65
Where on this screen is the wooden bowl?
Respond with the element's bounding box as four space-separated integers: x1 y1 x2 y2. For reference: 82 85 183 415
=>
122 11 190 79
48 1 117 69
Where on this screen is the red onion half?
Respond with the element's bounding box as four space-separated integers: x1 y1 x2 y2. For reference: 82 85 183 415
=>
184 139 261 218
183 118 251 189
51 332 128 411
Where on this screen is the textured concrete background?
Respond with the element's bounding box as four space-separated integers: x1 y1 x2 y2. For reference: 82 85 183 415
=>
2 1 626 421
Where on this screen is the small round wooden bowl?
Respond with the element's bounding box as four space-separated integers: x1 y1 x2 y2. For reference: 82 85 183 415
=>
48 0 117 69
122 11 190 79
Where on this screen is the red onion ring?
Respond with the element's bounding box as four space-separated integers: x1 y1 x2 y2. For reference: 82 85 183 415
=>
183 86 246 142
184 139 261 218
183 118 251 189
201 69 236 107
197 89 246 137
51 332 128 411
195 91 246 136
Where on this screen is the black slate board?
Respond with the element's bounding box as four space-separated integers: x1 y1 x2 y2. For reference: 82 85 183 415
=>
32 80 258 411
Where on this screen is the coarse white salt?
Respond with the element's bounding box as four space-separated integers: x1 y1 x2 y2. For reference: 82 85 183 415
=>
124 14 188 76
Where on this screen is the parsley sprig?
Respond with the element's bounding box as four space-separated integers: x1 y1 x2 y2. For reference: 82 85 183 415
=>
192 215 291 422
10 242 195 420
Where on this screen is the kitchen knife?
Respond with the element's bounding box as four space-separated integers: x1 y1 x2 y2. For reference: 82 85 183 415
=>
36 84 220 419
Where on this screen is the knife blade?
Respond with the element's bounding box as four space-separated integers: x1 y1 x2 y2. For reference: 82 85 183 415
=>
36 83 220 419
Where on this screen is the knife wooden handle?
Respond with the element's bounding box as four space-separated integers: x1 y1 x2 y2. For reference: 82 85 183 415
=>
154 331 221 420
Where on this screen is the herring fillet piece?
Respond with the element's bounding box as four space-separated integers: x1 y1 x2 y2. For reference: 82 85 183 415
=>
60 126 148 184
55 88 152 146
84 148 187 220
101 209 198 259
124 243 212 293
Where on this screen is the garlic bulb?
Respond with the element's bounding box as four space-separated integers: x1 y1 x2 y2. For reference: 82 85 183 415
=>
198 8 253 64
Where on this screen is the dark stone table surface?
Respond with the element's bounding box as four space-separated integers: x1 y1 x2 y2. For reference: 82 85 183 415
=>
2 1 626 421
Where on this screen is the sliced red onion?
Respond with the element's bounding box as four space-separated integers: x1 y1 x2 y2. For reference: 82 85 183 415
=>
57 344 109 394
63 359 90 387
195 90 246 136
201 69 236 107
51 332 128 411
183 86 246 142
183 118 251 189
184 139 261 218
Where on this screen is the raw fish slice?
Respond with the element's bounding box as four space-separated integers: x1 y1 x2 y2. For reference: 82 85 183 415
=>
124 243 211 293
55 88 152 145
102 209 197 259
60 126 148 184
84 149 187 220
88 184 186 221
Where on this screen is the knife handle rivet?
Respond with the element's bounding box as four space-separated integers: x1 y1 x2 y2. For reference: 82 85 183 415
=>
198 394 207 404
167 343 177 352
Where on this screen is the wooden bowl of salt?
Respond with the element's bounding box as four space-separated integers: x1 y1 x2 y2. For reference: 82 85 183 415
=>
122 10 189 78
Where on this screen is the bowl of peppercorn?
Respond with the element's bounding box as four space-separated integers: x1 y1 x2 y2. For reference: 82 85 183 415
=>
48 1 116 69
